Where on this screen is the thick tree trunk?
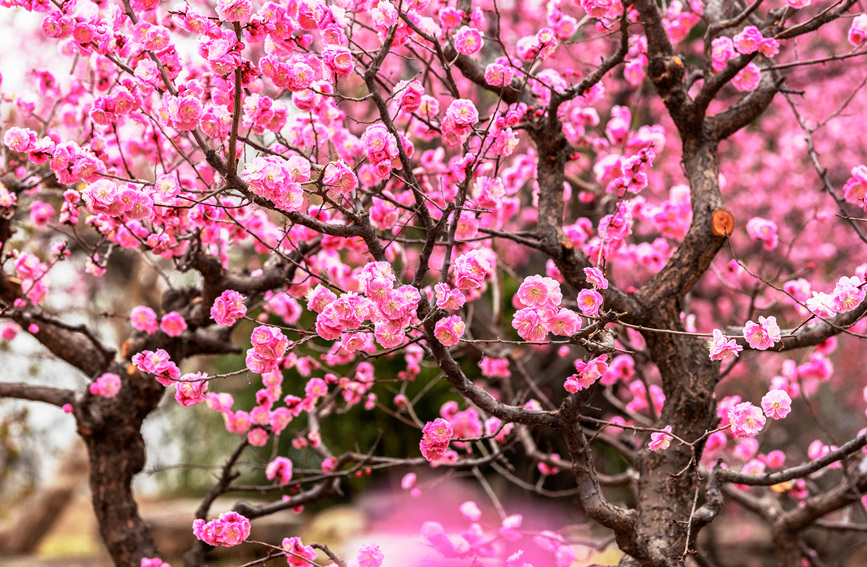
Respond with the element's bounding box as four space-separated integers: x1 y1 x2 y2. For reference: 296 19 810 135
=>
77 370 165 567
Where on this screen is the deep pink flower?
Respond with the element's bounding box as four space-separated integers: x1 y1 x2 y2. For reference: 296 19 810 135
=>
211 290 247 326
160 311 188 337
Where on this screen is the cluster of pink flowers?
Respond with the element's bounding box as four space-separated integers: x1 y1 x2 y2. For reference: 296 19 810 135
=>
442 99 478 145
512 275 581 341
132 349 180 386
211 290 247 326
746 217 779 250
728 402 766 439
246 326 290 374
242 156 304 212
420 418 453 462
192 511 251 547
362 124 401 179
89 373 121 398
141 559 170 567
175 373 209 407
81 180 153 220
743 316 781 350
452 249 493 290
564 355 608 392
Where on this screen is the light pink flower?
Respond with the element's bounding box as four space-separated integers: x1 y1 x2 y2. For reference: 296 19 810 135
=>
832 276 865 312
761 389 792 420
708 329 742 361
806 291 838 319
564 355 608 392
729 402 766 439
452 249 491 290
732 62 762 92
648 425 673 451
512 308 548 342
175 373 208 406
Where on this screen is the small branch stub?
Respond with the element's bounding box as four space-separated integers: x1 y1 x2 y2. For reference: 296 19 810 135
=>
711 209 734 237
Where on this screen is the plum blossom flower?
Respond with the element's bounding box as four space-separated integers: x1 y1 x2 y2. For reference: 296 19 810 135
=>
434 315 465 346
732 62 762 92
130 306 159 334
761 389 792 420
452 249 491 290
175 372 208 406
729 402 766 439
577 288 603 316
584 267 608 289
743 316 781 350
832 276 865 312
806 291 838 319
454 26 483 55
512 308 548 341
648 425 673 451
282 537 317 567
211 290 247 326
90 372 121 398
708 329 742 361
353 544 385 567
160 311 187 337
265 456 293 485
564 355 608 392
420 418 453 462
192 512 251 547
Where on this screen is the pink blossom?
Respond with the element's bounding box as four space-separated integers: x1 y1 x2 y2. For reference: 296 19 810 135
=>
4 127 36 152
454 26 483 55
192 512 251 547
434 315 466 346
746 217 778 250
354 544 385 567
733 26 763 54
850 14 867 46
761 389 792 420
648 425 673 451
843 164 867 205
130 306 159 334
485 63 513 87
832 276 865 312
215 0 252 22
584 267 609 289
479 356 510 378
175 373 208 406
565 355 608 392
160 311 188 337
743 316 781 350
708 329 742 361
729 402 766 439
282 537 318 567
452 249 491 290
394 79 424 113
732 62 762 92
512 308 548 341
806 291 838 319
459 501 482 522
434 283 466 310
544 308 582 336
420 418 453 462
577 288 603 316
141 559 170 567
89 373 121 398
517 275 562 308
711 37 736 72
786 0 809 8
266 456 293 485
211 290 247 326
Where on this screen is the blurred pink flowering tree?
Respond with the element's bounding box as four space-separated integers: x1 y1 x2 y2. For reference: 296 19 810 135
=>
1 0 867 565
